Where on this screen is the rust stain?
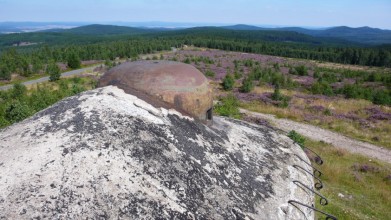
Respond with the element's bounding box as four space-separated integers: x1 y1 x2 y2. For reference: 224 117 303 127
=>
99 61 213 121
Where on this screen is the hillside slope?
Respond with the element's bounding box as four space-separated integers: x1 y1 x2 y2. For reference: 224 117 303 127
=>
223 25 391 44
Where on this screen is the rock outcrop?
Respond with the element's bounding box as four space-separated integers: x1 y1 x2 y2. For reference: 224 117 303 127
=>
0 86 314 219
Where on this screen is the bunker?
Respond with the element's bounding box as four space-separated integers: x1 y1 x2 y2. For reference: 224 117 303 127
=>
99 60 213 121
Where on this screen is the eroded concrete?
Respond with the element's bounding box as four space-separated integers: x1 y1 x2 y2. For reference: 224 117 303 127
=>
0 86 314 219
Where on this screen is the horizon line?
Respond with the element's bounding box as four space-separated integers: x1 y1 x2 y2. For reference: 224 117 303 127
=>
1 21 390 30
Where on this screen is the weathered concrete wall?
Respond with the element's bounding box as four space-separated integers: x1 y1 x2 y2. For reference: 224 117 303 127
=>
0 86 314 219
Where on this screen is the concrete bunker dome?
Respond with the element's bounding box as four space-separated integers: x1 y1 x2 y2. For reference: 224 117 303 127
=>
99 60 213 121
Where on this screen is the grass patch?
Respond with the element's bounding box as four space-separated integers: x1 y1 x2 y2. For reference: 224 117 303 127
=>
305 139 391 220
239 86 391 149
214 94 241 119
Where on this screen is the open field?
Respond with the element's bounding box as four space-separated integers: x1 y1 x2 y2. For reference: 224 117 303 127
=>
162 49 391 150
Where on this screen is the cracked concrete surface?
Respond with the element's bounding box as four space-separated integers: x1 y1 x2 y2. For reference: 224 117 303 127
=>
0 86 314 219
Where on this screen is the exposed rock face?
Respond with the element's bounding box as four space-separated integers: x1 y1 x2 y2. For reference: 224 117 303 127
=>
0 86 314 219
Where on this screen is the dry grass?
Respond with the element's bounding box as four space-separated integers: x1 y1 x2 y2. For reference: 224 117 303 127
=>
252 86 274 94
308 59 391 72
240 85 391 149
310 99 374 115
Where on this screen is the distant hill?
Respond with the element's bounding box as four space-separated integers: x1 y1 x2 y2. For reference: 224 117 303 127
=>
313 26 391 44
47 24 159 35
160 26 357 46
0 22 85 34
0 25 360 49
222 25 391 45
2 22 390 45
0 24 174 47
222 24 266 31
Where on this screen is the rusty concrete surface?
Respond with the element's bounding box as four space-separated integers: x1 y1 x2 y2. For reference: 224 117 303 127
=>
99 61 213 121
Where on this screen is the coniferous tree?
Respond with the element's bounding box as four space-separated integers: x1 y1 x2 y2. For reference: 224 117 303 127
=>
47 61 61 82
222 74 235 90
67 53 81 69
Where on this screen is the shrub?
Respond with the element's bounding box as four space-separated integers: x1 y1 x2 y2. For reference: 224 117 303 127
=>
288 130 306 147
273 63 280 71
294 65 308 76
11 83 27 100
234 71 242 79
67 52 81 69
323 108 332 116
272 84 290 108
311 81 334 96
289 67 296 75
290 65 308 76
214 94 241 119
183 57 191 64
373 90 391 106
272 83 283 101
205 70 215 77
0 64 11 80
222 74 235 90
47 61 61 82
5 100 32 123
243 59 254 67
240 77 254 93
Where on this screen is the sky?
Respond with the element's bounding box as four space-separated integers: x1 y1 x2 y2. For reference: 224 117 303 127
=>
0 0 391 29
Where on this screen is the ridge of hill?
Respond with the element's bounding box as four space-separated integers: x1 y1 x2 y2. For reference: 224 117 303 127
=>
223 25 391 44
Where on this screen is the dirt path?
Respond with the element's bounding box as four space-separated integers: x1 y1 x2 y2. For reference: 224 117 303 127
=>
0 65 102 91
240 108 391 164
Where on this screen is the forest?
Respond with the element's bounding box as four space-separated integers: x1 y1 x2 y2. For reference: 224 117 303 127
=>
0 27 391 80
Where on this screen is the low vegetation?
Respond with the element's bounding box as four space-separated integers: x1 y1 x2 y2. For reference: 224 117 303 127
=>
240 92 391 149
307 138 391 220
0 77 97 128
213 94 241 119
169 49 390 149
286 131 391 220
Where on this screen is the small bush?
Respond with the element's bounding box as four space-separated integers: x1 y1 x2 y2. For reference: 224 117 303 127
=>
294 65 308 76
272 83 290 108
288 130 306 147
323 108 332 116
273 63 280 71
5 100 32 123
240 77 254 93
234 71 242 79
272 83 283 101
47 61 61 82
67 52 81 69
214 94 241 119
205 70 215 77
11 83 27 100
311 81 334 96
222 74 235 90
0 64 11 80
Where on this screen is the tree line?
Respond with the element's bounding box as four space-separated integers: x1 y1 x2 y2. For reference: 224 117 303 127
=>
1 28 391 80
